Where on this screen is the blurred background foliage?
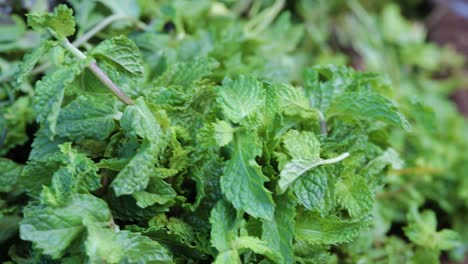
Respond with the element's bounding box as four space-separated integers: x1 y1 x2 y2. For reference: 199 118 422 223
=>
1 0 468 263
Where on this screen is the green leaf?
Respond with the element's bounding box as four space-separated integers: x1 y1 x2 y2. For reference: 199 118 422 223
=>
295 212 371 245
403 207 461 250
210 200 238 253
27 4 76 39
217 76 265 124
112 141 157 196
335 176 374 218
278 130 349 193
56 95 118 140
234 236 283 263
16 40 52 84
112 98 165 196
273 83 316 118
156 57 219 87
91 35 144 80
221 132 275 220
34 65 81 137
20 194 111 258
40 143 100 206
328 92 411 130
0 158 22 192
85 221 173 264
262 194 296 264
132 177 177 208
292 168 328 211
120 97 164 142
213 120 234 147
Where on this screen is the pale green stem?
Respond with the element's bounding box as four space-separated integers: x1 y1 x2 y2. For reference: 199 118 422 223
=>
61 39 134 105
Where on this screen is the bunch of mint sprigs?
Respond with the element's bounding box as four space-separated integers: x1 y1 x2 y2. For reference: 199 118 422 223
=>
0 1 464 264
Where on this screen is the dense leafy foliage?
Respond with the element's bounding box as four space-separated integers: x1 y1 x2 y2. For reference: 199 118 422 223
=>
1 1 467 263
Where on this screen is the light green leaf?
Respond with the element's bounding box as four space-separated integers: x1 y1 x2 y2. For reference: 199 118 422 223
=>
221 132 275 220
278 130 349 193
273 83 316 118
92 35 144 80
27 4 76 39
328 92 411 130
234 236 283 263
29 128 66 161
85 221 173 264
16 40 52 84
118 231 173 263
20 194 110 258
40 143 100 206
210 200 238 253
403 207 461 250
335 176 373 218
295 212 371 245
292 168 328 211
262 194 296 264
213 250 240 264
112 98 165 196
132 177 177 208
34 65 81 137
213 120 234 147
56 95 118 140
217 76 265 124
84 221 125 263
112 141 157 196
120 97 163 142
156 57 219 87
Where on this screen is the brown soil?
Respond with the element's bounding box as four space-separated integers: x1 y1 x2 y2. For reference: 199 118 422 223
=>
427 1 468 116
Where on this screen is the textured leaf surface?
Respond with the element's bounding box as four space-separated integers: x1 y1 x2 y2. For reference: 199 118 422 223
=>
92 35 144 79
262 194 296 264
210 200 238 253
0 158 22 192
56 95 118 140
132 177 176 208
34 65 81 137
328 92 411 130
292 168 328 211
20 194 110 258
217 76 265 124
278 130 348 193
27 4 75 38
295 212 371 245
112 98 165 196
16 40 52 84
220 132 275 220
335 176 373 218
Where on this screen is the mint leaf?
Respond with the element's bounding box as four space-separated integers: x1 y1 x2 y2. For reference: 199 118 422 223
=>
20 194 110 258
292 168 328 210
335 175 373 218
295 212 371 245
217 76 265 124
0 158 22 192
262 194 296 264
34 65 81 137
16 40 53 84
91 35 144 80
278 130 349 193
56 95 118 140
27 4 76 39
403 207 461 250
221 132 275 220
328 92 411 130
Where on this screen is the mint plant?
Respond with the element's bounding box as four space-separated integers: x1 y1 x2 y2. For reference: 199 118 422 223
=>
1 1 465 263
